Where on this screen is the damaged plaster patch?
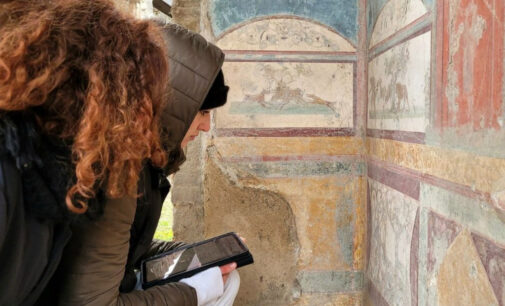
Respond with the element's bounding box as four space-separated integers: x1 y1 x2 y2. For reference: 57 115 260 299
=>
205 146 301 305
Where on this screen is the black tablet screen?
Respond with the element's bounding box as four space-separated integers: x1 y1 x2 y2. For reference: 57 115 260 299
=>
144 234 245 282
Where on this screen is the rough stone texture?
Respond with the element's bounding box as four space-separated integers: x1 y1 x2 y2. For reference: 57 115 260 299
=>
172 137 205 242
204 158 300 306
171 0 201 32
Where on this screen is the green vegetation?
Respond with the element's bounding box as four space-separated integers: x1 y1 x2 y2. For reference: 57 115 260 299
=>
154 199 173 241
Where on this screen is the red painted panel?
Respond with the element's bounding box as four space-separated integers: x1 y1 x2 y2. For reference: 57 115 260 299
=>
441 0 504 130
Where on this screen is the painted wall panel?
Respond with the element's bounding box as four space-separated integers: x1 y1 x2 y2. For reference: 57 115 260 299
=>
236 176 364 271
369 0 428 47
217 61 354 129
472 233 505 306
217 18 355 52
440 0 504 130
367 0 432 43
368 32 430 132
421 184 505 246
368 179 419 306
437 231 499 306
210 0 358 43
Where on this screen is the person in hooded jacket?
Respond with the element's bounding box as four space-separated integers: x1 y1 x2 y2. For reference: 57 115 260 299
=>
55 23 240 306
0 0 170 305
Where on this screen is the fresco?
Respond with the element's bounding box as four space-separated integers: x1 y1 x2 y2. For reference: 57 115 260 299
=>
210 0 358 43
440 0 504 130
241 176 364 271
216 61 354 129
368 31 430 132
420 184 505 305
369 0 428 47
217 18 355 52
472 233 505 306
437 231 499 305
368 179 419 306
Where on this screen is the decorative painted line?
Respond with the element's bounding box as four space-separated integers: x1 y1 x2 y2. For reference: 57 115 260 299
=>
223 160 365 178
434 0 445 128
224 50 356 56
223 51 357 63
422 184 505 247
367 129 426 144
220 154 363 163
215 127 355 137
368 157 491 204
297 270 364 293
212 136 365 157
369 13 432 60
367 137 505 195
411 209 420 306
368 161 420 200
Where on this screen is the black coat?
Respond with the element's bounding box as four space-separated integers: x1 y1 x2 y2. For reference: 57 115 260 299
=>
119 164 185 292
0 114 72 305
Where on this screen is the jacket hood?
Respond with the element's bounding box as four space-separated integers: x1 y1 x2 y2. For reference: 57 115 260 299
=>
158 23 225 157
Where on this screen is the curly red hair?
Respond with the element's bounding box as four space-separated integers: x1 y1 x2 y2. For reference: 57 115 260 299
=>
0 0 168 213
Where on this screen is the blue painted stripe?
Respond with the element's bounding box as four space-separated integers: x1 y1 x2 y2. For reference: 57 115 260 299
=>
227 160 365 177
211 0 358 43
297 270 364 293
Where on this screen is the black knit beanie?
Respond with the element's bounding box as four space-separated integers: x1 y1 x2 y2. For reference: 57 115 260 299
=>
200 69 229 110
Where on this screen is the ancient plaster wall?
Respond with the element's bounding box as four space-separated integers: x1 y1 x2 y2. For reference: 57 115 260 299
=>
116 0 505 305
366 1 505 306
181 0 366 304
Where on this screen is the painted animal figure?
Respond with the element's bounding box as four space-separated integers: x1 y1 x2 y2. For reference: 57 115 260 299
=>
395 83 409 112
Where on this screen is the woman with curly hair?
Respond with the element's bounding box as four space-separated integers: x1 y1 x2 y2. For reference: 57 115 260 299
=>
0 0 169 304
55 23 241 306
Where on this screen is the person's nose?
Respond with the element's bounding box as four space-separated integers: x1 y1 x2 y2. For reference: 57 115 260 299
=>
199 115 211 132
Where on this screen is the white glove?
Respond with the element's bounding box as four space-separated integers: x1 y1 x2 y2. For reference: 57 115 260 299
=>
180 267 224 306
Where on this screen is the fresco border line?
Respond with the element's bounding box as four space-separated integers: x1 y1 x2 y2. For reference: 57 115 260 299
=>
369 13 432 60
226 160 365 178
368 157 492 204
366 182 371 271
220 154 364 163
434 0 446 128
215 127 355 137
353 60 358 133
223 54 357 63
368 161 420 200
224 50 356 56
367 129 426 144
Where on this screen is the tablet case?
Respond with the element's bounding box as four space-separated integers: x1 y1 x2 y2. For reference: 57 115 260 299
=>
141 232 254 289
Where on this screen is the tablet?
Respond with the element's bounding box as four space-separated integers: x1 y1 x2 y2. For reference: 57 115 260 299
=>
141 232 254 289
